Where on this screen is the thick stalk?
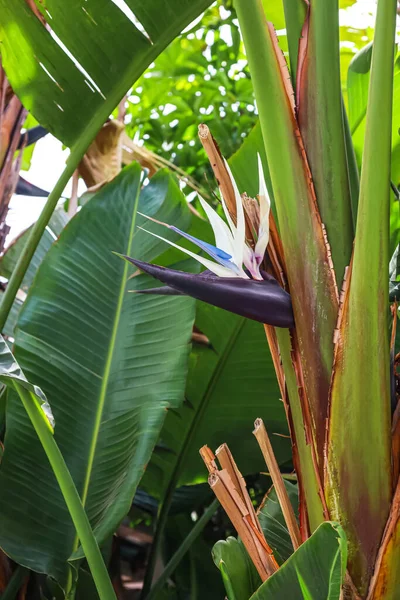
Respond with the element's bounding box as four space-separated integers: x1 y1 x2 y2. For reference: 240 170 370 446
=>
342 98 360 229
282 0 307 91
275 328 326 532
325 0 397 592
145 499 219 600
234 0 339 467
297 0 354 287
13 382 116 600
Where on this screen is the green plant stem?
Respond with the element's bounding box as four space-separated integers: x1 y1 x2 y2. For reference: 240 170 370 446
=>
282 0 307 91
0 143 85 332
144 499 219 600
13 382 116 600
0 566 29 600
342 97 360 229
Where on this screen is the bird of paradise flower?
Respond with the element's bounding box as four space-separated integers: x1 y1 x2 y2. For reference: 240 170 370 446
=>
118 156 293 328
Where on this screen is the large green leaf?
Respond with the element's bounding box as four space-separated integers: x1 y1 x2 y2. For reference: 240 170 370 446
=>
213 536 261 600
0 164 196 586
0 0 216 335
0 0 212 148
143 301 291 498
250 522 347 600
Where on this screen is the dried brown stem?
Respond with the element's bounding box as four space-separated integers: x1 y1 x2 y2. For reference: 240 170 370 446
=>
201 444 279 579
216 443 262 534
198 123 236 214
253 418 301 550
208 470 276 579
199 445 218 474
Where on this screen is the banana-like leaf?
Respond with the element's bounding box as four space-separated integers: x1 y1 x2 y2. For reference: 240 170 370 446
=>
142 300 292 498
213 536 261 600
325 1 397 593
0 164 196 585
0 207 69 283
250 522 347 600
297 0 354 285
0 0 212 148
234 0 339 466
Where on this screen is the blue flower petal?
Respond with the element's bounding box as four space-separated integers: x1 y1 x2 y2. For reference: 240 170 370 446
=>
168 226 239 274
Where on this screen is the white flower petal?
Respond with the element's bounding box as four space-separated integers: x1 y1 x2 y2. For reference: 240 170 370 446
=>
257 154 270 223
223 159 246 268
255 154 271 263
198 195 235 257
243 245 263 280
138 227 244 278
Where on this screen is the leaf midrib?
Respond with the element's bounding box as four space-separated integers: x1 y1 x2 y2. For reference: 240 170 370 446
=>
74 173 142 549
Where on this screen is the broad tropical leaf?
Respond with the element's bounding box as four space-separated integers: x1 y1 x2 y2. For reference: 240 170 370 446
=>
0 0 212 148
142 300 292 498
0 164 196 586
250 522 347 600
213 536 261 600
